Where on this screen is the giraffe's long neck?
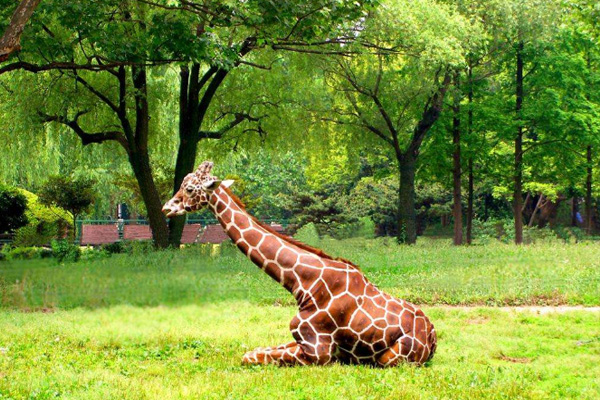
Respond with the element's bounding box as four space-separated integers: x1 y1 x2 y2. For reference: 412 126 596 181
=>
208 186 315 303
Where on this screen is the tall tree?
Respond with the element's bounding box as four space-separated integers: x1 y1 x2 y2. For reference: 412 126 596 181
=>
166 0 377 245
315 0 472 243
451 72 463 245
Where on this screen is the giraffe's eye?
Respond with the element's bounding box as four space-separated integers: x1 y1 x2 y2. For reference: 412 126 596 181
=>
186 187 194 194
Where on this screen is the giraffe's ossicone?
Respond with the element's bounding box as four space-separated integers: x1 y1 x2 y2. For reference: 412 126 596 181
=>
163 161 437 367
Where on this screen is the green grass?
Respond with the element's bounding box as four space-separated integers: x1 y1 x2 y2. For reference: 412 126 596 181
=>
1 239 599 309
0 304 598 399
1 240 599 399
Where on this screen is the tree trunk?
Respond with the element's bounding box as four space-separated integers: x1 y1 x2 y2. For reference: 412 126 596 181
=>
72 214 78 242
131 65 169 248
514 41 525 245
466 66 474 245
168 65 199 246
130 151 169 248
0 0 42 62
168 66 229 246
452 72 463 245
398 155 417 244
585 145 593 234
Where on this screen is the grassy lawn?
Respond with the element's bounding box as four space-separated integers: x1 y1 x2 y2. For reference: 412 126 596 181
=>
0 304 598 399
1 240 599 399
1 239 599 309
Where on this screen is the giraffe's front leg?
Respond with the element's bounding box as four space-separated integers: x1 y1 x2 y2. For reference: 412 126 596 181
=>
242 342 308 366
241 341 333 366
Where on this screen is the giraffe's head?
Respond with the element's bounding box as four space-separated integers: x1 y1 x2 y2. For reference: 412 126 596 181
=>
162 161 233 218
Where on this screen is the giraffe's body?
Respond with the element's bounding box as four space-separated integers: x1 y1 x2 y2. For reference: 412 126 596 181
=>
163 161 437 367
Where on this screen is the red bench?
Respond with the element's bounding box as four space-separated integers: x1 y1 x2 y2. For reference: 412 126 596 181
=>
80 225 119 245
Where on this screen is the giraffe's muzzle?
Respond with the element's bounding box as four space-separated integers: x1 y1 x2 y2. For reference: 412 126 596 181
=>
162 198 186 218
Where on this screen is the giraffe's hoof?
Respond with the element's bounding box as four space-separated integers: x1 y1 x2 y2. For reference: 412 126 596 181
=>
242 351 256 365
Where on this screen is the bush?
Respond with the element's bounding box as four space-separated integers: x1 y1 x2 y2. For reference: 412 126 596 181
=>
332 216 376 239
472 218 507 243
102 241 125 254
294 223 321 247
80 247 110 262
14 189 71 247
125 240 156 256
0 184 28 233
1 246 53 260
51 240 81 262
554 226 585 243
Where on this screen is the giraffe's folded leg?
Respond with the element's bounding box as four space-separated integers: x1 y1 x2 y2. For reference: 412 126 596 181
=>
242 341 334 366
375 335 431 367
242 342 309 366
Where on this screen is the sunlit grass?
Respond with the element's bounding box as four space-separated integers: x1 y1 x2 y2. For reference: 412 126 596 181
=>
1 240 599 398
0 304 598 399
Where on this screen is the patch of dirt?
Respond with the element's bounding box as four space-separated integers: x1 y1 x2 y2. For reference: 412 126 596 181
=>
431 306 600 314
466 317 489 325
496 353 532 364
17 307 56 313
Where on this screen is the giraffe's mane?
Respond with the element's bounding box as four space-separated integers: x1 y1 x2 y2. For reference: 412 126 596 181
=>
223 187 361 271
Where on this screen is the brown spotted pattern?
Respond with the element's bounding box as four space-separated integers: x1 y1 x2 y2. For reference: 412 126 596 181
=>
163 161 437 367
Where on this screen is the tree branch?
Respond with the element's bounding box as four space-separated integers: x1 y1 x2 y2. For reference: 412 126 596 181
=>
0 0 42 62
39 111 129 150
199 112 259 139
407 72 452 156
73 72 120 114
0 59 174 75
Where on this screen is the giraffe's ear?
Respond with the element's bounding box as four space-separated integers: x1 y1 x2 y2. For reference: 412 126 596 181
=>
202 179 221 191
221 179 235 188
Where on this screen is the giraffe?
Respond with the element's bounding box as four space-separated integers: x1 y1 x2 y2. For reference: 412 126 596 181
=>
162 161 437 367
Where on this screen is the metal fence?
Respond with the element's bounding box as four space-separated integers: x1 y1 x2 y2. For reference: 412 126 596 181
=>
75 217 292 244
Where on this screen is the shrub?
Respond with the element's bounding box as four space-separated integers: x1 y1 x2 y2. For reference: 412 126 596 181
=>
125 240 156 256
294 223 321 247
80 247 110 262
14 189 71 247
472 218 507 243
39 175 96 240
554 226 585 243
0 184 28 233
2 246 53 260
332 217 376 239
51 240 81 262
102 241 125 254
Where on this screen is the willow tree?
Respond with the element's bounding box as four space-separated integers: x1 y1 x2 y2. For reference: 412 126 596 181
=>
0 0 375 247
315 0 473 243
164 0 378 245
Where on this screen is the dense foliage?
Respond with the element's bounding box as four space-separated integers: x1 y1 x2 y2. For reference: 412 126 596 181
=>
0 184 27 233
1 0 599 245
12 189 71 247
